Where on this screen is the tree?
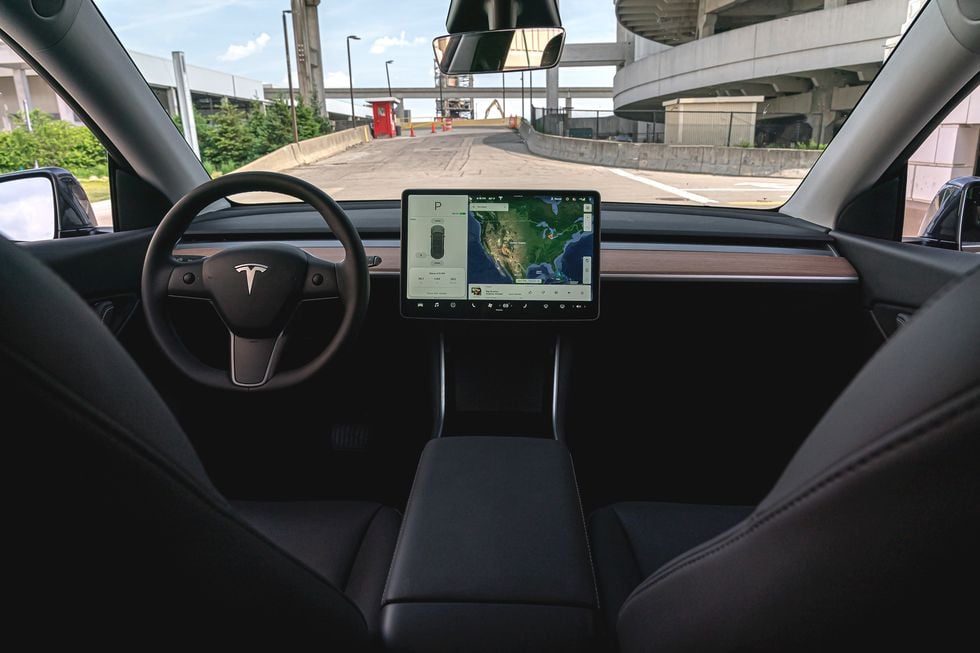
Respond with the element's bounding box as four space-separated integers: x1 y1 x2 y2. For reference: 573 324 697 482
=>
295 98 332 139
249 100 293 157
200 99 253 169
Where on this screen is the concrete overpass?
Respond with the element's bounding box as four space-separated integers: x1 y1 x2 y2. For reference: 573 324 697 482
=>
611 0 910 141
266 42 624 109
265 85 614 102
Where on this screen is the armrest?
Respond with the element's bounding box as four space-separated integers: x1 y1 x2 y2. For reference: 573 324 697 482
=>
381 436 598 652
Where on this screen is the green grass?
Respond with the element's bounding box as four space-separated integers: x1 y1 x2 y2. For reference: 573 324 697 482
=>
79 178 110 202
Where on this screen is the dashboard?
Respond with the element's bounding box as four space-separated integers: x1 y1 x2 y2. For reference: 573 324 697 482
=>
178 200 859 292
400 190 600 320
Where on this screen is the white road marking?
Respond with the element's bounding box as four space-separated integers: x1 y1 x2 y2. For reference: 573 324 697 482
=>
606 168 717 204
680 188 795 192
734 182 796 189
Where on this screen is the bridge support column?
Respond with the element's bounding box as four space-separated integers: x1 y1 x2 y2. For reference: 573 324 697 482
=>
11 68 33 115
546 66 559 112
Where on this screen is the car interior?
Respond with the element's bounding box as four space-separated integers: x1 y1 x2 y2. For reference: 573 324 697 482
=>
2 0 979 649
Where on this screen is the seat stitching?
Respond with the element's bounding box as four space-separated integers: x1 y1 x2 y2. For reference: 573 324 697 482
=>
624 386 980 603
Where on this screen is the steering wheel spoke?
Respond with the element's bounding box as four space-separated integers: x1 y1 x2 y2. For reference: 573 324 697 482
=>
167 258 209 298
230 331 286 388
303 255 341 299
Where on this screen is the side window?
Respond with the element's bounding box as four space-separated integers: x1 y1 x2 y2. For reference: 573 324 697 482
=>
0 41 109 241
903 87 980 243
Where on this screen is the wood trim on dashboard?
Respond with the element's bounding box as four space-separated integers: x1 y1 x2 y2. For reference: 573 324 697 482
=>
175 246 857 280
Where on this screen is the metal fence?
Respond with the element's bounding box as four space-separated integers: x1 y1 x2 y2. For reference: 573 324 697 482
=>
331 117 374 132
530 107 828 149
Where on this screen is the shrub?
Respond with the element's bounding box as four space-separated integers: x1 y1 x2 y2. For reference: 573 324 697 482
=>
0 110 107 177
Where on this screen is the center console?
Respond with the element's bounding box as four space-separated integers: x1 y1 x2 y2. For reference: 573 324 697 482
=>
381 437 598 652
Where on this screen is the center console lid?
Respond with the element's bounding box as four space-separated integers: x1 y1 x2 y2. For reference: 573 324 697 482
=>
381 437 598 652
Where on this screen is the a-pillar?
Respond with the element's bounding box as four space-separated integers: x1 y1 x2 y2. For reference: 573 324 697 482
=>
546 65 559 113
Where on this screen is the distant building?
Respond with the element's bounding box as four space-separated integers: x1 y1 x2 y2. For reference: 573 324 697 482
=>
0 39 264 131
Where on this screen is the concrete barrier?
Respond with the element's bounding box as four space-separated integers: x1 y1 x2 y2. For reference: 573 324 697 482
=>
236 126 372 172
519 120 818 178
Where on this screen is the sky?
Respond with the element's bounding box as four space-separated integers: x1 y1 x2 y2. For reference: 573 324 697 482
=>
94 0 618 118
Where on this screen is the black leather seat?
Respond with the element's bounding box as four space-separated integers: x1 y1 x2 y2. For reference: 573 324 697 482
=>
588 502 752 629
591 265 980 650
1 235 399 646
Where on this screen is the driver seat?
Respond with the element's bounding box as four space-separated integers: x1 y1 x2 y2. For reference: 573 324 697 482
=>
1 235 400 647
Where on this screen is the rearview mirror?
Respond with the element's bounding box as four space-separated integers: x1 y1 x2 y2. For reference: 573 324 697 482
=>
0 172 57 241
433 27 564 75
957 181 980 252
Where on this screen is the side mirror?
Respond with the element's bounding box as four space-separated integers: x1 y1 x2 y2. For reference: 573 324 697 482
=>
957 180 980 253
433 27 565 75
0 167 100 242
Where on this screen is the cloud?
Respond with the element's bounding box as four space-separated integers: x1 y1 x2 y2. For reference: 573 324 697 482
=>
369 31 427 54
324 71 351 88
218 32 271 62
114 0 253 32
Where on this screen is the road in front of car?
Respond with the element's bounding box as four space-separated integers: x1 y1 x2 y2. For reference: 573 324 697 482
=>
246 127 801 208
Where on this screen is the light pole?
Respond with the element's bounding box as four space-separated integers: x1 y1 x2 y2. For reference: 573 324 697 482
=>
520 71 525 119
501 72 506 117
385 59 394 97
281 9 299 144
437 69 444 118
346 35 360 127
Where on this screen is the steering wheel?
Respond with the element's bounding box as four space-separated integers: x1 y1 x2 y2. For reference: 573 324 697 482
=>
141 172 370 391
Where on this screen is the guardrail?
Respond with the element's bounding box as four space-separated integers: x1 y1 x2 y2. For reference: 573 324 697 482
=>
519 119 820 178
531 107 828 149
235 126 372 173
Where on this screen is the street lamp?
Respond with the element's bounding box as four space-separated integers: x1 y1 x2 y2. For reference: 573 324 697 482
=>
501 72 506 117
346 35 360 127
385 59 394 97
281 9 299 144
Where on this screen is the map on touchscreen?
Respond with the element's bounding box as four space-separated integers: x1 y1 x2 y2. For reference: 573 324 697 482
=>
468 195 593 287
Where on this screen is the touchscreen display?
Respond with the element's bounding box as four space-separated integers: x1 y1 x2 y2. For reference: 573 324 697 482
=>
401 190 599 319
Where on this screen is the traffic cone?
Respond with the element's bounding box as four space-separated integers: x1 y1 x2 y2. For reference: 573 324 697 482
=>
410 124 416 137
431 121 436 133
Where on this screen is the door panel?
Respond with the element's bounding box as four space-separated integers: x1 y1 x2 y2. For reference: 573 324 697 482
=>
832 231 980 337
22 228 152 334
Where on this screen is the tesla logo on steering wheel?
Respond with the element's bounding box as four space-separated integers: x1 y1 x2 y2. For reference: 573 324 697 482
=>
234 264 268 295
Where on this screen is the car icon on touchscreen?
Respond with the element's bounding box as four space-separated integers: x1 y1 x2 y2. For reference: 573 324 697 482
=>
430 225 445 260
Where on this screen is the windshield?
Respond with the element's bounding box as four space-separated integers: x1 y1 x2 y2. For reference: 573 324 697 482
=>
93 0 902 208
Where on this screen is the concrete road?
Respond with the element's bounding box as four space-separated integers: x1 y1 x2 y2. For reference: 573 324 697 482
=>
274 127 802 208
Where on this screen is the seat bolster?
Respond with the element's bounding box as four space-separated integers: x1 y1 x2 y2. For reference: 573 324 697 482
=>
232 500 402 636
589 502 752 632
